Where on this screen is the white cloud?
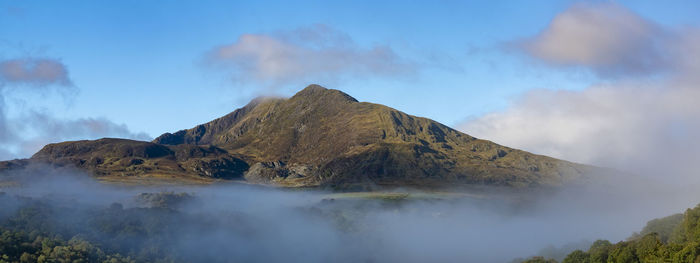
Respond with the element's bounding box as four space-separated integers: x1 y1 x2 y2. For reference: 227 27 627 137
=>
461 83 700 178
0 56 150 160
205 24 416 87
516 2 672 78
461 3 700 181
15 110 151 156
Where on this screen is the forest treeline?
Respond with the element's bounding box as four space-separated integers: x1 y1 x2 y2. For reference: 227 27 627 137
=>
0 192 225 262
522 204 700 263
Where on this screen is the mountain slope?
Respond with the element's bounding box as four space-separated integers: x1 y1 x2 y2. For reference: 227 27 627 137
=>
151 85 592 189
1 85 594 189
20 138 249 183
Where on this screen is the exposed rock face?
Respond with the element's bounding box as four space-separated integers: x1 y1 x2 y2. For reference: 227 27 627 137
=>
0 84 596 189
243 161 314 185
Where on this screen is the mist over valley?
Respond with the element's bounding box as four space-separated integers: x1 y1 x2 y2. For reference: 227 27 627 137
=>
2 1 700 262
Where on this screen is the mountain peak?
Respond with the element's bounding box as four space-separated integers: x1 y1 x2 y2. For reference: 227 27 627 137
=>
2 84 595 190
292 84 358 103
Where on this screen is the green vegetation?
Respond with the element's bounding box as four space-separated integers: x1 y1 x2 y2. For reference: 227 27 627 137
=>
0 190 413 263
629 213 683 243
0 229 132 263
0 192 249 262
521 204 700 263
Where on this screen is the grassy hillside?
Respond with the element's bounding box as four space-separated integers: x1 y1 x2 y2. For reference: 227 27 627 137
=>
152 85 595 189
25 138 249 182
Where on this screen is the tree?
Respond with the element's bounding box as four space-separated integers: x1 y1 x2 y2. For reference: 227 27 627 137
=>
588 240 612 263
522 256 558 263
562 250 589 263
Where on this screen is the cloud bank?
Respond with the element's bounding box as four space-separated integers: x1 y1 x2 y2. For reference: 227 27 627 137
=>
461 3 700 181
0 56 150 160
205 24 416 88
3 172 698 263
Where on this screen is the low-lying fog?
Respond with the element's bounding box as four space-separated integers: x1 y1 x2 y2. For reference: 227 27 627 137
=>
1 168 699 263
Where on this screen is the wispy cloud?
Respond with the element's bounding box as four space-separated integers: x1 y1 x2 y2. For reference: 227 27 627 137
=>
12 109 151 157
0 57 73 86
204 24 417 88
0 56 150 160
461 3 700 181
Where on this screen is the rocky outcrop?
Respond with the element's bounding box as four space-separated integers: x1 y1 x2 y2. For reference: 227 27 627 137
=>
243 161 315 185
180 157 249 179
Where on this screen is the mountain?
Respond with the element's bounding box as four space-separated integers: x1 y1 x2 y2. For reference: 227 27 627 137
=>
0 85 594 190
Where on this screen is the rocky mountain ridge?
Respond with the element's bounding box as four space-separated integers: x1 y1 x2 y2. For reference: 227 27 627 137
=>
0 85 595 190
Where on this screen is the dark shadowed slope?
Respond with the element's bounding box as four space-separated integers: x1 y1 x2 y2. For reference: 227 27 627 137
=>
1 85 595 189
0 138 249 185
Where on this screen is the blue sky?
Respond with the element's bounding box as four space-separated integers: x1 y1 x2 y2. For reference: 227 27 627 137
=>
1 0 700 173
1 1 593 131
